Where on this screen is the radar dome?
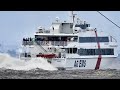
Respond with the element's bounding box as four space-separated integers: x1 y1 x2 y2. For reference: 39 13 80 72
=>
56 17 59 19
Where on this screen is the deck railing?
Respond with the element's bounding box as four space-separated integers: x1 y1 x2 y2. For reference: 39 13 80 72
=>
22 40 77 46
35 41 73 46
22 41 34 45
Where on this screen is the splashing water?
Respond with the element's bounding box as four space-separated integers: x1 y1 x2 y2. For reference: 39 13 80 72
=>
1 53 120 71
0 53 57 71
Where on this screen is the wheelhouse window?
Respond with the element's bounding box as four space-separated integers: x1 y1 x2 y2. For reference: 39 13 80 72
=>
97 37 109 42
66 48 77 54
75 24 90 29
34 35 78 46
79 37 109 43
35 36 78 42
78 48 114 55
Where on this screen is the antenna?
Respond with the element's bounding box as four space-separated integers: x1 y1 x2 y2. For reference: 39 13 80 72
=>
69 11 77 23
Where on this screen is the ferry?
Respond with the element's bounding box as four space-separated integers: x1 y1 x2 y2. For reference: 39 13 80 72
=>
20 11 118 70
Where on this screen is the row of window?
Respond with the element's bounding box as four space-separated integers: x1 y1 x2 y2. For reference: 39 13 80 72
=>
78 49 114 55
79 37 109 43
35 36 78 41
65 48 114 55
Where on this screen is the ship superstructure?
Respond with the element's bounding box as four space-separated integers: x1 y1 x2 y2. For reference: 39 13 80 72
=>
20 11 118 70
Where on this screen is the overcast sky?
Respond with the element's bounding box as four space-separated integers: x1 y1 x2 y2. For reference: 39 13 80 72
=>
0 11 120 51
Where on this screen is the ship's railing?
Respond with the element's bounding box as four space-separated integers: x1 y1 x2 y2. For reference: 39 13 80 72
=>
36 30 50 34
22 39 77 46
35 41 70 46
110 36 117 42
22 37 34 46
51 41 67 46
20 53 31 58
22 41 34 46
35 41 48 46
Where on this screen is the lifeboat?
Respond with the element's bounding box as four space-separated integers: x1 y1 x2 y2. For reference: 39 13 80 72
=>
36 53 56 58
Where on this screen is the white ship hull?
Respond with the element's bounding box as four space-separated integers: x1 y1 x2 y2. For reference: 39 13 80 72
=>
51 57 117 70
21 57 118 70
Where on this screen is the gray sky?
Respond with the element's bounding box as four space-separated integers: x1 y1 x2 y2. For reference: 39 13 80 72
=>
0 11 120 51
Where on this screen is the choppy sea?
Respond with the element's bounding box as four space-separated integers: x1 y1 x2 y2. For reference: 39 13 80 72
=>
0 53 120 79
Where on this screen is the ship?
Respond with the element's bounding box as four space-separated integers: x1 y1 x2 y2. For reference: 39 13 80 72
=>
19 11 118 70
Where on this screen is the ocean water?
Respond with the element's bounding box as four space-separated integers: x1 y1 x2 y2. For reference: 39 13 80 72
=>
0 53 120 79
1 53 120 70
